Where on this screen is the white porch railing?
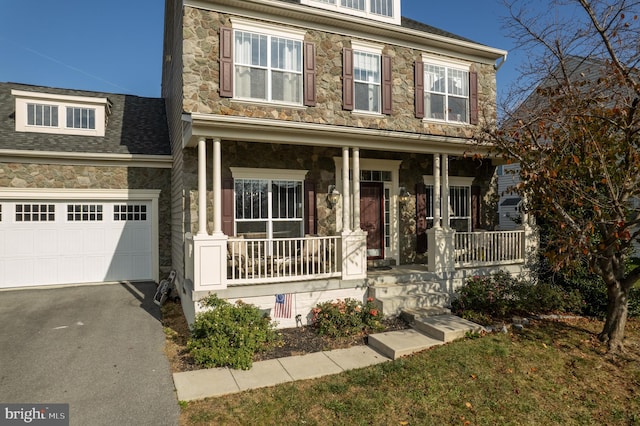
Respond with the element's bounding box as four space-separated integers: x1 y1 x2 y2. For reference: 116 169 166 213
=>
227 235 342 285
454 230 525 267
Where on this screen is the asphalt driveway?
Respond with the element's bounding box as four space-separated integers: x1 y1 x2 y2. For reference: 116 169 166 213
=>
0 282 180 426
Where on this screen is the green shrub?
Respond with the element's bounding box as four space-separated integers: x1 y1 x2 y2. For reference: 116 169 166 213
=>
187 295 278 370
538 257 640 318
311 298 384 338
451 271 585 321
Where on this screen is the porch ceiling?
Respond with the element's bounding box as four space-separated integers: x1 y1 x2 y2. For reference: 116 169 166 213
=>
187 113 494 157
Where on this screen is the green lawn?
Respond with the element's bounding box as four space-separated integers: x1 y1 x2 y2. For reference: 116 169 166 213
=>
179 318 640 426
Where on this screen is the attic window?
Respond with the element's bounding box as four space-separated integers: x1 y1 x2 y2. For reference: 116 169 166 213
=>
300 0 400 25
12 89 109 137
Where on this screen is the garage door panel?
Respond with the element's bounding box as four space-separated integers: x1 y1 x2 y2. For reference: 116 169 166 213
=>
4 259 34 287
130 254 152 279
85 255 109 282
82 228 106 254
59 229 85 255
7 229 34 256
36 229 59 256
0 200 153 288
58 256 86 283
32 257 59 285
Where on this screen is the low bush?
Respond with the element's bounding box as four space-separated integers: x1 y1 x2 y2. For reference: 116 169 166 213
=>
187 295 278 370
311 298 385 338
451 271 584 323
539 257 640 318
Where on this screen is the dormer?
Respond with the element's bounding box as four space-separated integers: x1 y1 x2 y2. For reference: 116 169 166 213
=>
300 0 401 25
11 89 111 137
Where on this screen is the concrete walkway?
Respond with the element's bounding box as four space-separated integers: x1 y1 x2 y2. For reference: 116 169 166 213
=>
174 315 481 402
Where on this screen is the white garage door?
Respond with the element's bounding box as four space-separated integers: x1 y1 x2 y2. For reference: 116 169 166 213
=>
0 200 153 288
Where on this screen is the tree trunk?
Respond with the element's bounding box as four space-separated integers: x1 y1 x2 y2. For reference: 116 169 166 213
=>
598 281 629 353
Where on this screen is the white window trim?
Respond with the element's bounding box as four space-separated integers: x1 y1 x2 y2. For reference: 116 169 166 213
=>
230 168 308 242
351 41 383 115
300 0 401 25
421 54 471 125
230 18 306 107
351 40 384 55
421 54 471 71
231 17 306 41
423 176 474 231
12 90 107 137
230 168 308 181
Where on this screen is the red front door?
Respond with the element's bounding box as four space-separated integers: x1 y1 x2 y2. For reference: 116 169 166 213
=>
360 182 384 259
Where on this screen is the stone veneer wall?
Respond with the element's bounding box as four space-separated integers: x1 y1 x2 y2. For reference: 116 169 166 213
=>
0 162 172 275
181 7 498 138
180 143 497 264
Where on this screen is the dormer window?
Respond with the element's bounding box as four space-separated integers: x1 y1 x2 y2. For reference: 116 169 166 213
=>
301 0 400 25
66 107 96 130
12 90 109 136
27 104 59 127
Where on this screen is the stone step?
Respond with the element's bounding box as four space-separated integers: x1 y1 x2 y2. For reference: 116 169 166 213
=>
400 306 451 323
411 314 484 343
368 281 444 298
374 291 450 317
365 271 438 286
367 329 442 360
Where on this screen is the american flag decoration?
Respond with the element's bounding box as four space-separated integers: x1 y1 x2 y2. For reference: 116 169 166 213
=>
273 293 292 318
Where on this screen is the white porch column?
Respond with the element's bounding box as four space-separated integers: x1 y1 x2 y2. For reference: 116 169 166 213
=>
197 137 208 236
212 138 223 235
433 154 441 228
352 147 361 231
442 154 450 229
342 146 351 232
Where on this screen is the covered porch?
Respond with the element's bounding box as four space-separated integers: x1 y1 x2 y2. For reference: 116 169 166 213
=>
182 135 534 293
177 116 536 326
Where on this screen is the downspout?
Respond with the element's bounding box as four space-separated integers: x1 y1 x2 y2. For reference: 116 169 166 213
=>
494 53 508 72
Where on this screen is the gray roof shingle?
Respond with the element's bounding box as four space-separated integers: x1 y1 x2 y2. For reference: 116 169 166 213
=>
0 82 170 156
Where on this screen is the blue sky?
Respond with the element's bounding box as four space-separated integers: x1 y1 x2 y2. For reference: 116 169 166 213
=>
0 0 522 99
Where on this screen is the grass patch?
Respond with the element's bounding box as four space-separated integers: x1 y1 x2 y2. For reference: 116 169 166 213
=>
179 318 640 426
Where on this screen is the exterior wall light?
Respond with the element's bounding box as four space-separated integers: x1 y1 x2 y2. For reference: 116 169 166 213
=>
327 185 341 207
398 186 411 203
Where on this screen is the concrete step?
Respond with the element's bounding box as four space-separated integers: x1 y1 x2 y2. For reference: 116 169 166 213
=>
375 291 450 317
400 306 451 323
368 281 444 298
411 314 484 343
367 329 442 360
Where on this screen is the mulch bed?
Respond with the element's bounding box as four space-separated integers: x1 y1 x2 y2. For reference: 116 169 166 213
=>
161 299 409 372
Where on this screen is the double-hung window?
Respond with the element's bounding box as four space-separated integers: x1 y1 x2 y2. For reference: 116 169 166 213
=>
415 56 477 124
354 51 381 112
231 168 307 240
234 32 302 103
228 20 305 105
343 40 391 114
423 176 473 232
425 63 469 123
